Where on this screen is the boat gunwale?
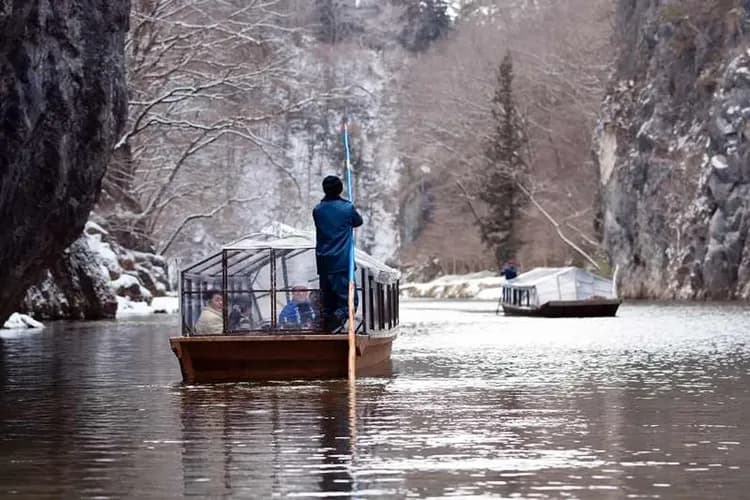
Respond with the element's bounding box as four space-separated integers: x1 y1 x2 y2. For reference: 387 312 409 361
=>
500 298 622 310
171 334 350 343
170 329 398 343
501 298 621 317
543 298 622 307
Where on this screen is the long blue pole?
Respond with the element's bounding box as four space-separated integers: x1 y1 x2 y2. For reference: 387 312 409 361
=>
343 120 355 280
343 118 356 381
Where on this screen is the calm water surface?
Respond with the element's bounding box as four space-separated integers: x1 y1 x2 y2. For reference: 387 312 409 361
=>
1 301 750 499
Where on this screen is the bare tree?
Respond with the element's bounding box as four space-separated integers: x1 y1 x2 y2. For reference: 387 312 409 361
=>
99 0 352 253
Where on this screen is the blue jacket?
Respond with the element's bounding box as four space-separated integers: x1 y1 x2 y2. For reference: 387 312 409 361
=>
313 195 363 275
279 300 316 325
501 264 518 280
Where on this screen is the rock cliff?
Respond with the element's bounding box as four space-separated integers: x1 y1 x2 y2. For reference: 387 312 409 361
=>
595 0 750 299
0 1 130 323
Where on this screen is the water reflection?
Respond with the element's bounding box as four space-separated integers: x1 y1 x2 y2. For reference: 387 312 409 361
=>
176 381 382 498
1 303 750 498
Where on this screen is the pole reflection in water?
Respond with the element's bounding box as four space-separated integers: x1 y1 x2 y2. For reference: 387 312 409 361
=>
176 374 391 498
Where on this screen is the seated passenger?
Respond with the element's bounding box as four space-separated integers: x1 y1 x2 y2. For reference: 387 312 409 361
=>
308 290 322 330
195 290 224 335
228 304 253 331
279 286 317 329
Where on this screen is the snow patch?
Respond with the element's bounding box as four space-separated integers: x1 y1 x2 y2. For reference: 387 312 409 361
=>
151 296 179 314
475 287 502 300
3 313 44 329
711 155 729 170
402 271 506 299
84 220 109 236
111 273 141 290
86 232 120 278
115 296 153 317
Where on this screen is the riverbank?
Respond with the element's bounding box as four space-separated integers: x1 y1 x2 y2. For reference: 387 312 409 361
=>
18 221 173 322
3 295 180 330
401 271 506 300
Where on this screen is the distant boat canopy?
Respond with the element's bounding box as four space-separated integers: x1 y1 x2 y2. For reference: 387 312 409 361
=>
502 267 617 309
179 223 400 336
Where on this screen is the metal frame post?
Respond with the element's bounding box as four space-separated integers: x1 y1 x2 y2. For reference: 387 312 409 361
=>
270 249 277 329
222 250 228 334
360 268 367 334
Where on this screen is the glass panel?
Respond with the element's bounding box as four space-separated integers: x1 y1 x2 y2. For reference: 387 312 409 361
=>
225 249 273 333
180 246 374 335
181 248 272 335
274 248 318 299
272 248 318 331
274 290 320 331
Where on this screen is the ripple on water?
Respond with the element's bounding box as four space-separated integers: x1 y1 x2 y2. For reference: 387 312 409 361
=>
1 303 749 498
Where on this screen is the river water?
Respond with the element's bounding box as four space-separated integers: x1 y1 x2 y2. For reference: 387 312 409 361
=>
1 301 749 499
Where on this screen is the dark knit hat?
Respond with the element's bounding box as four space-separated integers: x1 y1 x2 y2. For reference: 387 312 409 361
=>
322 175 343 196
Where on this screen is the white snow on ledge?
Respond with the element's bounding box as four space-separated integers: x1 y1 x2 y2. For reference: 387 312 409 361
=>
115 296 154 318
3 313 44 330
115 295 180 318
401 271 506 300
151 296 179 314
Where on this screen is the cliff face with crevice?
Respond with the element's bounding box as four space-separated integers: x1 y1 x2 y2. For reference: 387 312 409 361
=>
595 0 750 299
0 1 130 323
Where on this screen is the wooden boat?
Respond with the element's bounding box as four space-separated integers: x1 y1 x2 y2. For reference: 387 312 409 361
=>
498 267 621 318
170 223 400 383
170 332 395 383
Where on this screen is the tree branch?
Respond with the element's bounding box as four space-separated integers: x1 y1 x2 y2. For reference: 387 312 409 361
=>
158 196 262 255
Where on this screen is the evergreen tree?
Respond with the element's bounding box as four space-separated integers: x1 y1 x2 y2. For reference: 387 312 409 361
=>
478 51 527 266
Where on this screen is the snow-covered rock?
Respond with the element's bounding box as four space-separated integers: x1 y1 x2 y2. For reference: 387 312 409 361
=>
21 236 118 320
151 296 180 314
115 295 180 317
110 273 152 302
3 313 44 330
22 220 171 320
115 296 154 317
401 271 505 299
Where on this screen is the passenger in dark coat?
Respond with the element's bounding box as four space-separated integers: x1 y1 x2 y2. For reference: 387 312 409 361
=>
501 260 518 280
313 175 363 331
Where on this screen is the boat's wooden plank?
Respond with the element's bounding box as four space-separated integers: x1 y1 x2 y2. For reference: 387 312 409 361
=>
169 329 397 383
171 334 350 342
170 329 398 343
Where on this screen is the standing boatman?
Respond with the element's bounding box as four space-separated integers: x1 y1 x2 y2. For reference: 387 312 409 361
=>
313 175 363 331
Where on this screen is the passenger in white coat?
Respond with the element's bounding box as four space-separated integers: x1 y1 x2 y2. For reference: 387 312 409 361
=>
195 290 224 335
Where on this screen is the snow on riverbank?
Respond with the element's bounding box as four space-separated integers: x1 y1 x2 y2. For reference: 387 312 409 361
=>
5 295 179 327
23 220 173 320
2 313 44 330
116 295 180 318
401 271 505 300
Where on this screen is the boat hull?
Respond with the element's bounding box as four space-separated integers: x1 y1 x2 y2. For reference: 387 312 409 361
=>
169 330 396 383
502 299 621 318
